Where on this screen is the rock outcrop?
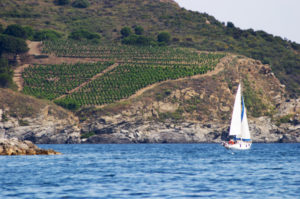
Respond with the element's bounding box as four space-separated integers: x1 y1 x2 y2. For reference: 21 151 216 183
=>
0 89 81 144
0 138 61 155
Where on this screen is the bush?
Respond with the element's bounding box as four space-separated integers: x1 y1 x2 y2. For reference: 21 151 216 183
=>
0 34 28 55
72 0 89 8
120 27 132 38
54 98 80 111
55 0 70 5
134 26 144 35
227 22 235 28
3 24 27 39
122 35 156 46
34 29 62 41
157 32 171 44
69 29 101 41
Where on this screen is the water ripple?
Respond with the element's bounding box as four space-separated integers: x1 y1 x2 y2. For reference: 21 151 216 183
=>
0 144 300 198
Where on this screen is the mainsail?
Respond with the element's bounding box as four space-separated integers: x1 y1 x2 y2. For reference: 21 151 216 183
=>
229 84 242 137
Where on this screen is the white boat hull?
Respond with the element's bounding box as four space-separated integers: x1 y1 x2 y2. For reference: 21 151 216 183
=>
222 142 252 150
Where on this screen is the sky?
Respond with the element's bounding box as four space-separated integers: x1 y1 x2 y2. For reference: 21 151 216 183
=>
175 0 300 43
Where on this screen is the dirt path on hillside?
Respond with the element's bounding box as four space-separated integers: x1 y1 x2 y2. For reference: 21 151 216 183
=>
27 41 42 55
55 63 119 100
13 41 41 91
13 64 29 91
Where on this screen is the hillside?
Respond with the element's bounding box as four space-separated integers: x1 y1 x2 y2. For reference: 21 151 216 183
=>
0 0 299 95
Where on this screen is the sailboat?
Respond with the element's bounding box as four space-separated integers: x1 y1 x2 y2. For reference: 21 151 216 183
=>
222 83 252 150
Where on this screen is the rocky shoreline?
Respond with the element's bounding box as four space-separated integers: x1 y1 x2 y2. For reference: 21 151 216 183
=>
80 116 300 144
0 138 61 155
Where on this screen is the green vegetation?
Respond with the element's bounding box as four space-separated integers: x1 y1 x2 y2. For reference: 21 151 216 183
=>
0 58 13 87
65 62 215 106
55 0 70 6
0 0 299 95
3 24 27 39
72 0 89 8
54 98 80 111
22 43 223 108
81 131 96 139
134 26 144 35
242 77 267 117
120 27 132 38
0 34 28 55
69 29 100 41
33 29 62 41
22 62 113 100
157 32 171 44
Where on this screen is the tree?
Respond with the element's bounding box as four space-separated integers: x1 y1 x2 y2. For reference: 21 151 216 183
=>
3 24 27 39
134 26 144 35
72 0 89 8
120 27 132 38
227 22 235 28
157 32 171 44
0 34 28 55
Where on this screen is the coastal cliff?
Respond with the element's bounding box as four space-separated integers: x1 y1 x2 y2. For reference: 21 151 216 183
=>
0 89 80 143
79 55 300 143
1 55 299 144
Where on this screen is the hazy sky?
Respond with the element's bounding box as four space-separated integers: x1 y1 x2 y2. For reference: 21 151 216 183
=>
175 0 300 43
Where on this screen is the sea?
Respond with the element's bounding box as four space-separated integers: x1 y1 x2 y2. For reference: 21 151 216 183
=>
1 144 300 199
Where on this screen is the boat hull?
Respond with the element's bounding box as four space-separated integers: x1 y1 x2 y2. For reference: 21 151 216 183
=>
222 142 252 150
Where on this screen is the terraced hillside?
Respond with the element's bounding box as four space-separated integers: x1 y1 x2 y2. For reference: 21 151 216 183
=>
22 42 224 108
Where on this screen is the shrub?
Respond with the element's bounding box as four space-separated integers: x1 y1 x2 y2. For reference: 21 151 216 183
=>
134 26 144 35
120 27 132 38
0 34 28 55
72 0 89 8
69 29 101 41
34 29 62 41
54 98 80 111
157 32 171 44
122 35 156 46
55 0 70 5
3 24 27 39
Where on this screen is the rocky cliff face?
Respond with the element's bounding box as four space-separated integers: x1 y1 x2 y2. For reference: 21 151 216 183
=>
79 55 300 143
0 89 80 144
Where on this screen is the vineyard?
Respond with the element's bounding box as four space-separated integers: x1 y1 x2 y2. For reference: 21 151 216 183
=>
22 62 113 100
42 40 219 65
22 41 225 108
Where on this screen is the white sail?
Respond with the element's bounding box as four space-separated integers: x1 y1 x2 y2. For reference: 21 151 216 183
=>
229 84 242 137
241 97 251 141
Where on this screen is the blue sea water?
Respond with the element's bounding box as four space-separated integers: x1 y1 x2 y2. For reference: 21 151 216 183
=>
1 144 300 199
